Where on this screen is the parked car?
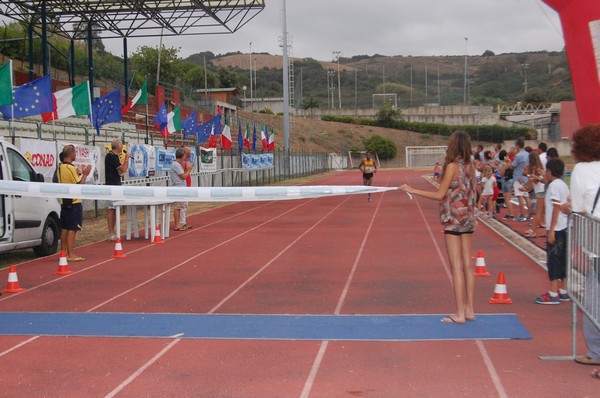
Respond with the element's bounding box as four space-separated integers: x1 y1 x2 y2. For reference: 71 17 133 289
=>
0 139 61 256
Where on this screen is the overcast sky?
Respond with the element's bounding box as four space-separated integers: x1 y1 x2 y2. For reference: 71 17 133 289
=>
105 0 565 61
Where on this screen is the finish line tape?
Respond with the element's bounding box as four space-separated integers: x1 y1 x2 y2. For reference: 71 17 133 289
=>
0 180 397 202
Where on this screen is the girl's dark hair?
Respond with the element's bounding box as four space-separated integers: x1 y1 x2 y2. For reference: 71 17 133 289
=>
571 125 600 162
442 131 472 176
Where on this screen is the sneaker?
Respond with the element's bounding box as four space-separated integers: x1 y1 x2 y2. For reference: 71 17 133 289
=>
502 215 514 220
368 197 372 202
108 234 116 242
558 292 571 301
515 216 528 222
535 292 560 305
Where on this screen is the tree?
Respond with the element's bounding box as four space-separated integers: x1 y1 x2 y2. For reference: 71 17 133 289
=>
301 96 319 117
130 45 183 89
364 135 397 160
375 101 402 127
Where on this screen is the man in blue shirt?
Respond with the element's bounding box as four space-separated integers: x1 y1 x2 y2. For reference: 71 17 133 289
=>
505 138 530 222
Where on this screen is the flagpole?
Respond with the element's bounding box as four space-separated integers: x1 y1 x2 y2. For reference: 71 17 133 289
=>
145 102 149 145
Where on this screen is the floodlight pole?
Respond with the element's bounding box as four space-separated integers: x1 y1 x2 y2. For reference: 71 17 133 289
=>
464 37 468 105
282 0 290 153
333 51 342 110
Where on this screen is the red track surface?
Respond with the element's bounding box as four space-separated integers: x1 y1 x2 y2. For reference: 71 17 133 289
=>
0 170 597 397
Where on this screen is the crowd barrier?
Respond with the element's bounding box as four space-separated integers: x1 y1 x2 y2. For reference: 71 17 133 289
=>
542 213 600 360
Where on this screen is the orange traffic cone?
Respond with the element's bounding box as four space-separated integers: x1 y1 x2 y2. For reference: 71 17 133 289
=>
152 225 163 244
489 272 512 304
53 250 73 275
112 237 127 258
2 265 26 293
474 250 491 277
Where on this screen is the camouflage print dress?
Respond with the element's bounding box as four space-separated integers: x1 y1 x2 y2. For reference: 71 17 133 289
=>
439 159 477 233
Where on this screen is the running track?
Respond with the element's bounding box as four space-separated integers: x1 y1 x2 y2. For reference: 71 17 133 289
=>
0 169 597 397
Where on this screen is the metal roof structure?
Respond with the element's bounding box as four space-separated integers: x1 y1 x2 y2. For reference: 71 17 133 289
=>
0 0 266 39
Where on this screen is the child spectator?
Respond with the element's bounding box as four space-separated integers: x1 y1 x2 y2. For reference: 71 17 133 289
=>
478 165 497 218
433 162 441 182
535 158 570 304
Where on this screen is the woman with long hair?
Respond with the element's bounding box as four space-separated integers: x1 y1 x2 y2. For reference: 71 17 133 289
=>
401 131 477 323
523 151 546 238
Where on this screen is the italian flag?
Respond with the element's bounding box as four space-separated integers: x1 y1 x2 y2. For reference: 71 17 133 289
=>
42 81 91 123
260 125 268 150
268 128 275 151
164 105 181 135
121 80 148 115
0 60 13 107
244 122 251 148
221 118 232 149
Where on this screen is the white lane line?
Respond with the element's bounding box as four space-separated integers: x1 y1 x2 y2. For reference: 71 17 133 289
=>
105 338 181 398
208 195 353 314
301 176 391 398
410 176 508 398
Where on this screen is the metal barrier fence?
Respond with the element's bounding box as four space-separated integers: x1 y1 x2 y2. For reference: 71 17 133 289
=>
542 213 600 360
569 213 600 329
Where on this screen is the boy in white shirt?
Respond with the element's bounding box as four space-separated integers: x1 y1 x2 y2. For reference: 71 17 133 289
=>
535 158 570 304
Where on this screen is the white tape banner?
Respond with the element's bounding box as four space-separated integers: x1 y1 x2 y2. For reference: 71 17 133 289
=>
0 180 397 202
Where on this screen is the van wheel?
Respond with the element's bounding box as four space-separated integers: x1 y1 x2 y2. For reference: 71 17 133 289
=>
33 216 59 257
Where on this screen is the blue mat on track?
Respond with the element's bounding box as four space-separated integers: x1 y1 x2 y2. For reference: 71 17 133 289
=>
0 312 531 341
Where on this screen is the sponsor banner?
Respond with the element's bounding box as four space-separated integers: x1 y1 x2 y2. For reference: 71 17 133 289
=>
128 144 156 178
155 147 176 173
199 147 217 172
242 153 274 170
58 141 102 184
19 138 57 179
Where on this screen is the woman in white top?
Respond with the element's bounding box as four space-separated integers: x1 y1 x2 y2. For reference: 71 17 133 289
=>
569 126 600 374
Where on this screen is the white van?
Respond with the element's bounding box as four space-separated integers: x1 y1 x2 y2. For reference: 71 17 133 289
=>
0 139 61 256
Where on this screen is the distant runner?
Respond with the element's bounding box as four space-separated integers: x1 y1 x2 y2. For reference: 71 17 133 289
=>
359 152 377 202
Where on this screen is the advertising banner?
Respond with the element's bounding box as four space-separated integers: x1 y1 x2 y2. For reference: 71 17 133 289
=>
128 143 156 178
242 153 274 170
58 141 102 184
199 147 217 172
155 147 176 173
19 138 57 179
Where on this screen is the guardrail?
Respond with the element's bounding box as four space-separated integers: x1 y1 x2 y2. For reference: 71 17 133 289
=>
541 213 600 360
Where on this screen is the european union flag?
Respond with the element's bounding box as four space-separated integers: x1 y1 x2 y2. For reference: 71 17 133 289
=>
153 103 168 129
0 74 53 120
237 120 244 151
182 111 197 137
91 88 122 134
252 122 257 151
196 114 222 144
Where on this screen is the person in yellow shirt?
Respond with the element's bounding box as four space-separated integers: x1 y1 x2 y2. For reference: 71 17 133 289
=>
57 145 91 261
359 152 377 202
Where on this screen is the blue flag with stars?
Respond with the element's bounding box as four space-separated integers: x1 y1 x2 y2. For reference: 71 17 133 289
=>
196 114 221 144
0 74 53 120
182 111 197 137
252 122 257 151
153 103 168 129
237 120 244 151
91 88 122 134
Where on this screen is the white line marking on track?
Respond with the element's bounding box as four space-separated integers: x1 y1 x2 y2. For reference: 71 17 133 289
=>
301 176 391 398
105 338 181 398
410 176 509 398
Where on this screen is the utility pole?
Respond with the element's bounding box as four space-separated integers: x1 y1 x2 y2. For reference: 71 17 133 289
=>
333 51 341 110
249 42 253 113
464 37 468 105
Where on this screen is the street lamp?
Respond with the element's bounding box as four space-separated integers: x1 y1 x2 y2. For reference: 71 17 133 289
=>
464 37 469 105
242 85 247 107
327 70 335 108
521 63 530 93
249 42 253 112
333 50 342 110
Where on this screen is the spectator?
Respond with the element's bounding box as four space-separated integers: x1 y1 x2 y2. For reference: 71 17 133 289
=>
569 125 600 368
105 139 130 241
170 148 193 231
57 145 91 261
535 158 570 305
538 142 548 168
524 151 546 238
504 138 529 222
180 146 193 229
478 165 497 218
